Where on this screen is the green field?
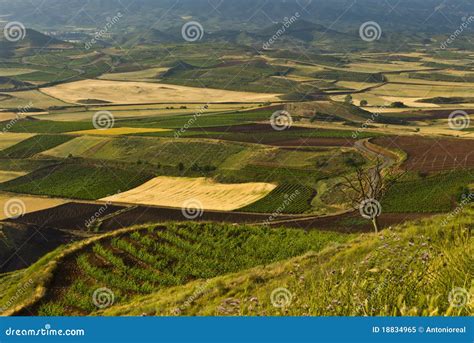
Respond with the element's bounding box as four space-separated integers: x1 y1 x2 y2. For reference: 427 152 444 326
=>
382 170 474 213
102 206 474 316
239 184 315 214
25 222 350 315
0 135 74 159
0 162 154 200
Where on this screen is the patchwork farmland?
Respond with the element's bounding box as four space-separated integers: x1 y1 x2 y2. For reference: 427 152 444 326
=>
0 0 472 321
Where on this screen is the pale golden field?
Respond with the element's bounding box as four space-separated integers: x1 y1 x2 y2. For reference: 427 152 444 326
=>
343 61 429 73
0 193 67 220
335 81 377 91
68 127 171 136
42 80 282 104
102 176 277 211
36 103 258 122
370 83 474 98
2 90 68 108
0 68 36 77
0 133 35 150
0 171 27 183
40 136 111 158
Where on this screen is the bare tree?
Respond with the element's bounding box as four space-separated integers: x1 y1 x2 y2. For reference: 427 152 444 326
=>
340 157 403 233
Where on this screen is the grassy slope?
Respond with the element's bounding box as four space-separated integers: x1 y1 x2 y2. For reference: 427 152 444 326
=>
0 223 351 316
102 208 474 316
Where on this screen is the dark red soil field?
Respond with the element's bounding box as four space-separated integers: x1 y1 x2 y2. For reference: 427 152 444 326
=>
190 123 311 133
270 137 355 147
9 203 126 231
373 136 474 173
98 205 294 231
397 109 474 121
0 223 77 273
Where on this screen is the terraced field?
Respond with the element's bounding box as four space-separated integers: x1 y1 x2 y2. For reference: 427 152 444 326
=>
373 136 474 173
23 223 350 316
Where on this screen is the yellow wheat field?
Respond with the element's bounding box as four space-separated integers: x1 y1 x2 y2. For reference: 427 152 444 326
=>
42 79 282 104
0 133 35 150
0 194 67 220
102 177 277 211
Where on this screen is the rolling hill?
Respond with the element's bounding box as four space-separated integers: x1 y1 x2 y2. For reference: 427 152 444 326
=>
1 206 472 316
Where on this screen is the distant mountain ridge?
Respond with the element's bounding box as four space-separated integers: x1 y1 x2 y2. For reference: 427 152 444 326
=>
0 0 472 35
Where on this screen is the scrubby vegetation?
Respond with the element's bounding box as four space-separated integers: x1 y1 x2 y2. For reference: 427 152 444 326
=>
101 207 474 317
